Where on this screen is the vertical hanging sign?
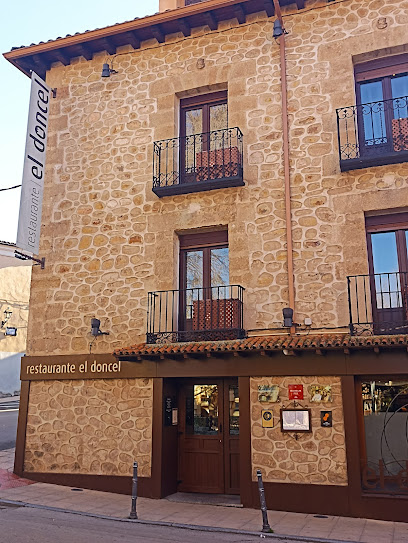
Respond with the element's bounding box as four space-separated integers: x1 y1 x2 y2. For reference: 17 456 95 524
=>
16 72 51 255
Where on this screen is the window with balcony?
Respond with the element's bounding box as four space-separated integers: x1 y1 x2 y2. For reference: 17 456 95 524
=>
147 231 245 343
153 91 244 197
337 54 408 171
348 213 408 335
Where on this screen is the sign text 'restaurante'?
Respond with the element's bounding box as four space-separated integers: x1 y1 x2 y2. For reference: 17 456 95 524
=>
26 360 122 376
16 72 51 255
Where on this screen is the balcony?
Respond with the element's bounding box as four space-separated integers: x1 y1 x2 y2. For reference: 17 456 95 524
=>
337 96 408 172
348 273 408 335
153 127 244 197
146 285 245 344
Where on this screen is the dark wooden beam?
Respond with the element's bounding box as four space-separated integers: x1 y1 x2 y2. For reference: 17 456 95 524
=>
151 25 165 43
263 0 275 17
178 18 191 37
125 31 141 49
78 43 93 61
100 38 116 55
53 49 70 66
32 54 48 76
204 11 218 31
315 349 326 356
295 0 305 8
234 5 246 24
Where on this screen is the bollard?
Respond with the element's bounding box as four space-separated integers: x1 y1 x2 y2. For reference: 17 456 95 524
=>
256 469 272 533
129 461 138 519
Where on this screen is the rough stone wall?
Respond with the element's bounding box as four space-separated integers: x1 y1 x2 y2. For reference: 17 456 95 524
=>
250 376 347 485
26 0 408 356
24 378 153 476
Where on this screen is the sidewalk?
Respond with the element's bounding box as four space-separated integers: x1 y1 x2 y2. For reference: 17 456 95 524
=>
0 449 407 543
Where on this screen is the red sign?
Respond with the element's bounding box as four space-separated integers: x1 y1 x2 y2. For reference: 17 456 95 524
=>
288 385 304 400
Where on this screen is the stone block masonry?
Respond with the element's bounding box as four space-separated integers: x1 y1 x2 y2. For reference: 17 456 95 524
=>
26 0 408 357
250 376 347 486
24 378 153 477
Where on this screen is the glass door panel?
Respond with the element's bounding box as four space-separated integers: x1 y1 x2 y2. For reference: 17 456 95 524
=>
185 384 219 436
360 80 387 146
371 232 401 309
211 247 229 298
185 250 203 321
228 384 239 436
184 108 203 177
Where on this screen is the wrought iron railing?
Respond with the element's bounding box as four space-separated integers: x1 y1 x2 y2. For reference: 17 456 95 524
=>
337 96 408 171
146 285 245 344
348 272 408 335
153 127 244 196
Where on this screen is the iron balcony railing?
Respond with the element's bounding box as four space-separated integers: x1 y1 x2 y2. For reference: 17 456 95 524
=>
146 285 245 344
337 96 408 171
348 272 408 336
153 127 244 197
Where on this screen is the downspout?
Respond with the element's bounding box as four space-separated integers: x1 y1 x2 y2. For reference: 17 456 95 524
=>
272 0 296 334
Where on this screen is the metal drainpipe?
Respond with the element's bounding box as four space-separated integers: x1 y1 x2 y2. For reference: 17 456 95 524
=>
272 0 296 335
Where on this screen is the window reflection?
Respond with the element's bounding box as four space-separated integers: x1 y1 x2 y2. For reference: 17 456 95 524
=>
362 380 408 494
371 232 402 309
186 385 219 435
229 385 239 435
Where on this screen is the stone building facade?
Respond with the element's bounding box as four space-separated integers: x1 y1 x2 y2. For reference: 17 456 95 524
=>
4 0 408 522
0 242 31 396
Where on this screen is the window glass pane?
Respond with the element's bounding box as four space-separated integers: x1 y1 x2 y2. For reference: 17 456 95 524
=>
391 74 408 119
186 385 219 435
185 108 203 136
211 247 229 300
229 385 239 435
361 380 408 494
360 80 384 104
210 104 228 153
210 103 228 132
186 251 203 319
360 81 387 145
371 232 401 308
185 109 202 173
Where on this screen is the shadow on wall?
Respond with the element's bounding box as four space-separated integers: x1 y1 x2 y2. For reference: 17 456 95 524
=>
0 352 23 397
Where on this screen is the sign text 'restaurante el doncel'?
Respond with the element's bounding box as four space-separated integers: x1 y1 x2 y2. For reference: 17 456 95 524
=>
26 360 122 376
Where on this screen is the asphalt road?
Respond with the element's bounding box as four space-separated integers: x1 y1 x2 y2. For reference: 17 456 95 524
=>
0 505 314 543
0 407 18 451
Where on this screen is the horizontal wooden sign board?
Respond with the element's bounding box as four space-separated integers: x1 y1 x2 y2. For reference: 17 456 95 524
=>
21 354 156 381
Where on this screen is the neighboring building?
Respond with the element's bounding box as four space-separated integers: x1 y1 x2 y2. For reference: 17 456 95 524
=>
0 242 31 397
3 0 408 522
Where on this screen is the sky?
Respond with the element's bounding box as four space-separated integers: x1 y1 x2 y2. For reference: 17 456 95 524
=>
1 1 159 244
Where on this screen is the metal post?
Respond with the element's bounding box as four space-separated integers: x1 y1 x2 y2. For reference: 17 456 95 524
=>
129 461 138 519
256 469 272 533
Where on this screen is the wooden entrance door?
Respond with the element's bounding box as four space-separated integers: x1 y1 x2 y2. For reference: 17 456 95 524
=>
178 378 239 494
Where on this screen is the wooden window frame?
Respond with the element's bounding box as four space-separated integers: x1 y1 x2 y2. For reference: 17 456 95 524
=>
355 54 408 105
179 230 228 292
180 90 228 139
366 213 408 276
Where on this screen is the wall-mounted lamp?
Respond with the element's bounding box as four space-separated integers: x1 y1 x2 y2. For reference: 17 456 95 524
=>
1 308 12 329
273 19 284 39
101 63 118 78
283 307 294 328
91 318 109 337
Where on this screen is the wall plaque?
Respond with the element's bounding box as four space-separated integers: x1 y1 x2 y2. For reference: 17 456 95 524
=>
288 384 304 400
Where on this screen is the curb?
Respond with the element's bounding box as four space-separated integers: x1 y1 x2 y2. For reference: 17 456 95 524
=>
0 498 359 543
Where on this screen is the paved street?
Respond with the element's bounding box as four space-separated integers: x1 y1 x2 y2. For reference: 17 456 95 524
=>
0 505 306 543
0 407 18 451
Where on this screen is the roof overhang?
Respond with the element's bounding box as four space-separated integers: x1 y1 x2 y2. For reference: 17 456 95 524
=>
113 334 408 361
3 0 305 79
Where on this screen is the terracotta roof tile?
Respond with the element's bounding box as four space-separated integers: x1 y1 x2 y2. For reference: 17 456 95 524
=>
113 333 408 358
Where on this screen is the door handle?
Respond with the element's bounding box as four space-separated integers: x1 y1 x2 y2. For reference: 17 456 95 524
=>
219 423 223 433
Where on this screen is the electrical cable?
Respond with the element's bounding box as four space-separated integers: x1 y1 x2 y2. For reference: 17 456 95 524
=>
0 185 21 192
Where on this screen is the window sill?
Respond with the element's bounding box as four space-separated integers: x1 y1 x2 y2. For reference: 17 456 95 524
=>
152 175 244 198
